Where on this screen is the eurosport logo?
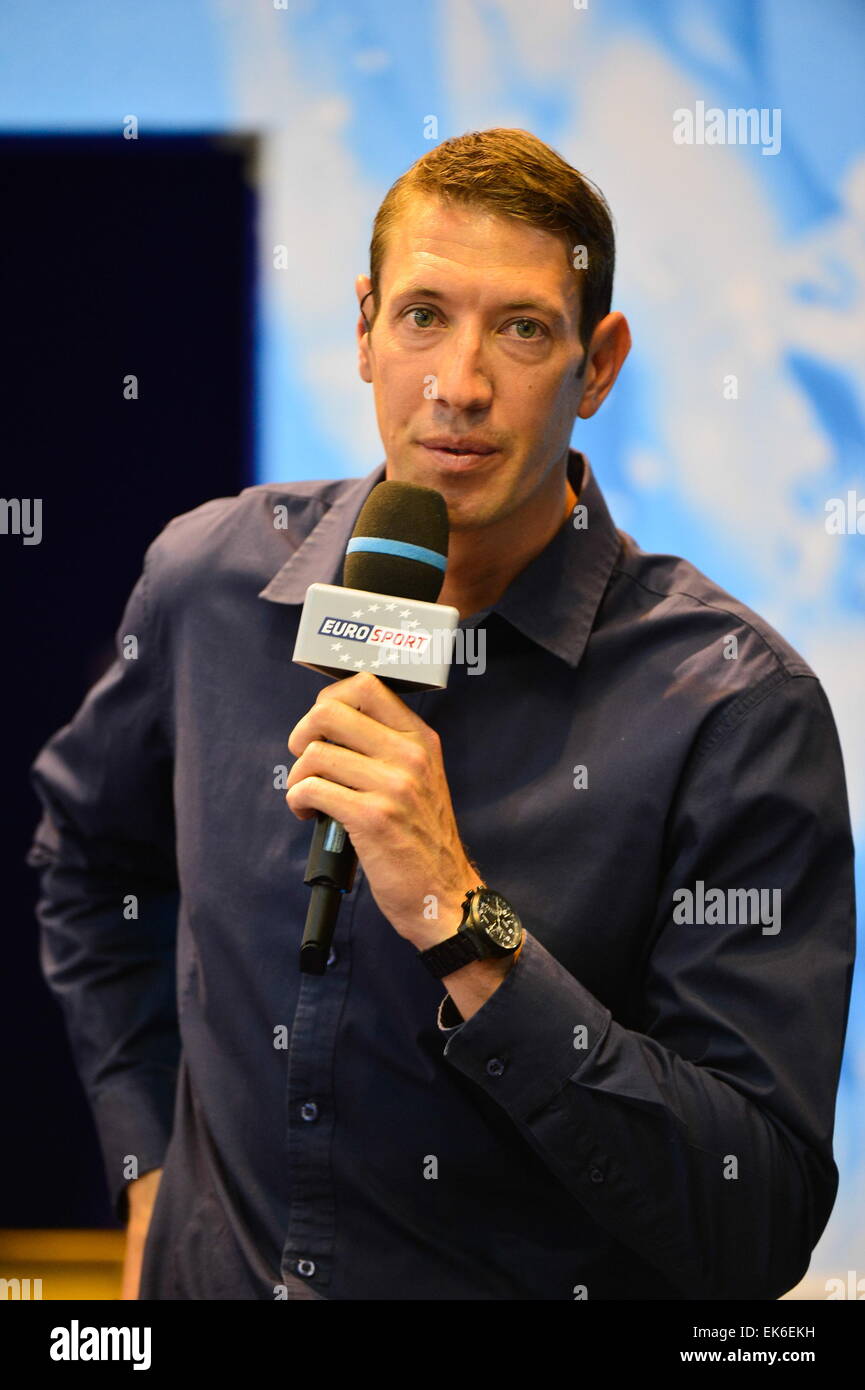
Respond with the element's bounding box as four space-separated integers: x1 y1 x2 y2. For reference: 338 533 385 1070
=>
318 616 431 655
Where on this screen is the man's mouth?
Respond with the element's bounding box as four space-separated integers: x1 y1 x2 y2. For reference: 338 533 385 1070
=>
417 439 499 468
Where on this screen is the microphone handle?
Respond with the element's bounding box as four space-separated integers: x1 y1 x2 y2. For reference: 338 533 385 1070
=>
299 811 358 974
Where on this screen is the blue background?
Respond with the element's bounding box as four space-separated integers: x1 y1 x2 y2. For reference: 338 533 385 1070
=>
2 0 862 1296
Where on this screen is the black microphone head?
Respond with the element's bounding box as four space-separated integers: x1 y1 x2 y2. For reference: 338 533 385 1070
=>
342 480 449 603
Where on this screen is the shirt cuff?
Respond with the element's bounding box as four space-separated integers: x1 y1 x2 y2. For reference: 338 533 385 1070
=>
436 992 465 1031
90 1073 177 1224
438 930 612 1120
435 934 528 1032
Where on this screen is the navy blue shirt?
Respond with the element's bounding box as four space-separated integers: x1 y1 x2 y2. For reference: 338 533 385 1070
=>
27 448 855 1300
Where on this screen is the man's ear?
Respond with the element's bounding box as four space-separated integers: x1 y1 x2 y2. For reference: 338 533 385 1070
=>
355 273 373 384
576 313 631 420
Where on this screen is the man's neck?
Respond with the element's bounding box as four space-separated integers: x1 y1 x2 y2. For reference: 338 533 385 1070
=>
436 456 580 621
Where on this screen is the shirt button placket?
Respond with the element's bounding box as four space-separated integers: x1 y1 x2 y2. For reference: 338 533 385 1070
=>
282 944 352 1293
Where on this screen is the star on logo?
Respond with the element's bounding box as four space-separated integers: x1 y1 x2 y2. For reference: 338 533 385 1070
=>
367 603 380 612
339 654 351 663
330 642 343 651
352 609 364 618
400 608 411 618
353 660 364 668
385 602 397 611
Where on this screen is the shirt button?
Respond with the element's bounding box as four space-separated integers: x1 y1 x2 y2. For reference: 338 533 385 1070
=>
326 948 337 968
296 1258 316 1278
589 1167 605 1184
485 1057 506 1077
300 1100 319 1121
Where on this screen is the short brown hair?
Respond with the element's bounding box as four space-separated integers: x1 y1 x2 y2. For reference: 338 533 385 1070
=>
366 128 616 354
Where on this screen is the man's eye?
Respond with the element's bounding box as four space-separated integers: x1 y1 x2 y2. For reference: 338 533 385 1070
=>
399 308 546 339
506 319 545 341
404 307 438 329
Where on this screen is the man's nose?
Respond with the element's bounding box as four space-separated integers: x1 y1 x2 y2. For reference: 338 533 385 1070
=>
432 326 493 412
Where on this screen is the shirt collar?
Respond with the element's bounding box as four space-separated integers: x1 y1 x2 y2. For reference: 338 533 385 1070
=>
258 448 622 670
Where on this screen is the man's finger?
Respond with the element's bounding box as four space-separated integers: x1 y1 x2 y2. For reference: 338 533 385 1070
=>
287 738 407 798
288 695 405 761
285 775 374 827
313 670 425 733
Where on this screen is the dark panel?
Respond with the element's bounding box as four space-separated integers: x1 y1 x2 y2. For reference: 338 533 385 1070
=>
1 134 257 1226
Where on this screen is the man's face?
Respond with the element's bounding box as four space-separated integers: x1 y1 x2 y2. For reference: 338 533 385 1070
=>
356 194 597 531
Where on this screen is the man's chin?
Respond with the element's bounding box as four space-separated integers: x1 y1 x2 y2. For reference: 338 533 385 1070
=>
385 447 511 526
439 492 509 532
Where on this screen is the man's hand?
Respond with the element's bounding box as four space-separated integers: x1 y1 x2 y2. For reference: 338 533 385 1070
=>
285 671 478 948
121 1167 163 1301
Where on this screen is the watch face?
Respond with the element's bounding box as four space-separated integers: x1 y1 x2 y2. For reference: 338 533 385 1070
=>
474 892 522 949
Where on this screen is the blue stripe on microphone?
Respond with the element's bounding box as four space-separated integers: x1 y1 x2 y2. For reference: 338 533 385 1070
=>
346 535 447 571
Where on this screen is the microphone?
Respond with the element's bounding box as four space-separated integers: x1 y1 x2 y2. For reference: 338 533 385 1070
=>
292 480 459 975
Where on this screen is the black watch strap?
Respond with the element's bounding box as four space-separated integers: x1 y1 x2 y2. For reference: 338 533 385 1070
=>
419 929 482 980
418 884 486 980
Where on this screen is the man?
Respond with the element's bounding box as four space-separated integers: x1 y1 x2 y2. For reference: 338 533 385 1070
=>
27 128 855 1301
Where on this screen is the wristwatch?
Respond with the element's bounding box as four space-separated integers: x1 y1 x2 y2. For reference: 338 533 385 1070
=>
418 886 524 980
